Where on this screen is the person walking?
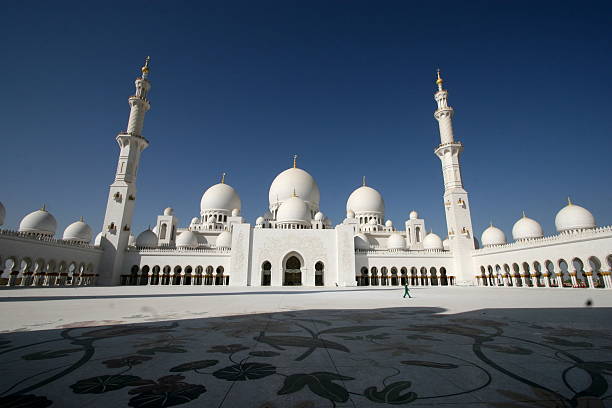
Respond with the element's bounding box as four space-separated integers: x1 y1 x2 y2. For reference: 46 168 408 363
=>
403 283 411 298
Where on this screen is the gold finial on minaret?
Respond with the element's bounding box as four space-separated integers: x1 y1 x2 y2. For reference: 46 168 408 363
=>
221 172 226 184
436 68 444 86
293 154 298 168
362 176 366 187
141 56 150 77
567 196 572 206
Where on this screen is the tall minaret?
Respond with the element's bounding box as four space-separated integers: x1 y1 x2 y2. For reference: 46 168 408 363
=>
98 57 152 285
433 70 475 284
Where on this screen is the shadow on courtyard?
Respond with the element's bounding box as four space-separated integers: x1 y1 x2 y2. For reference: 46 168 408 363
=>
0 287 399 302
1 306 611 407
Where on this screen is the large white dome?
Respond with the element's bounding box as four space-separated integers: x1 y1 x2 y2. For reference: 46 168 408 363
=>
0 201 5 226
277 196 311 224
216 231 232 248
269 167 320 210
555 201 596 232
136 229 158 248
63 218 93 243
423 232 444 250
346 186 384 214
200 183 242 213
512 214 544 240
176 230 199 248
354 233 371 250
481 224 507 247
387 233 406 250
19 208 57 236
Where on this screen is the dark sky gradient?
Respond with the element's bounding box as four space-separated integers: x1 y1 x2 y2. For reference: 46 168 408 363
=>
1 1 610 239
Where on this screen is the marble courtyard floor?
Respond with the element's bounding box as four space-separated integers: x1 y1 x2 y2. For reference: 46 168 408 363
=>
0 286 611 407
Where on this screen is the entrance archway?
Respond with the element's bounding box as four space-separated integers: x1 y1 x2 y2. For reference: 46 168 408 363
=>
283 255 302 286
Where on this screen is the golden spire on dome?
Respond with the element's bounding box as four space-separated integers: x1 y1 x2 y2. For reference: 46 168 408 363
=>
567 196 573 206
522 210 526 218
80 216 84 222
292 188 298 198
362 176 366 187
41 204 47 212
293 154 298 169
221 172 226 184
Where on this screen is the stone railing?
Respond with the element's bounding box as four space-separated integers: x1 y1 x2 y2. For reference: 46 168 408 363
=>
473 225 612 255
0 229 100 250
355 248 450 256
129 246 231 255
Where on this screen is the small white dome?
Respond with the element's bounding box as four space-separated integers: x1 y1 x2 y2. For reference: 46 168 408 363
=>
0 201 5 226
314 211 325 221
19 208 57 236
176 230 199 248
191 217 199 224
442 237 450 251
216 231 232 248
201 183 242 213
231 208 240 217
346 186 384 215
94 232 104 246
128 234 136 247
385 220 393 227
555 200 596 232
346 209 355 219
423 232 444 250
409 210 418 220
481 224 507 247
387 233 406 250
512 214 544 240
256 216 265 225
277 196 311 224
164 207 174 216
354 233 371 250
269 167 320 211
63 218 93 243
368 218 377 225
136 229 158 248
196 234 208 245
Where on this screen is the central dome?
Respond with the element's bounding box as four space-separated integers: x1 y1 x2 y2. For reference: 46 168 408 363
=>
269 167 320 211
200 183 242 214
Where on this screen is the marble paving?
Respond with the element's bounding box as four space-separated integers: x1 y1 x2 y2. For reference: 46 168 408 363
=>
0 286 611 407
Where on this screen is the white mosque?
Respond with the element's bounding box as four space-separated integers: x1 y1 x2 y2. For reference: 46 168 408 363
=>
1 59 611 289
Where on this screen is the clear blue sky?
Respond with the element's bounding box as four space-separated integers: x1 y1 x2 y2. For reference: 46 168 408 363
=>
1 1 611 239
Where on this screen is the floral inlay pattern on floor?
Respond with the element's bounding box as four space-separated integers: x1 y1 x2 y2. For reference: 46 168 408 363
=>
1 307 611 407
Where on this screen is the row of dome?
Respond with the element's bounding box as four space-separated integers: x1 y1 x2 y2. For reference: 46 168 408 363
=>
134 228 232 249
355 230 445 251
5 205 95 243
481 200 596 246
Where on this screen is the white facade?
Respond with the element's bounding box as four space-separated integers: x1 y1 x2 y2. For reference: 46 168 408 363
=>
1 61 611 289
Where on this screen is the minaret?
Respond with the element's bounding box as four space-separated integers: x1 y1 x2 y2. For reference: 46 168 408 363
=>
433 70 475 284
98 57 152 285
